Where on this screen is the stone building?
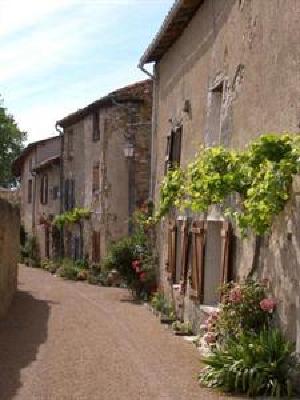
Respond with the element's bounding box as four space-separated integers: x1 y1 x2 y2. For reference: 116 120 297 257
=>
56 80 152 263
13 136 61 259
140 0 300 347
0 199 20 318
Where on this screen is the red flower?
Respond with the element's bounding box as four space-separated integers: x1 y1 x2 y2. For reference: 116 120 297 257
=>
204 333 217 345
139 272 146 282
132 260 141 270
260 298 276 313
229 287 242 303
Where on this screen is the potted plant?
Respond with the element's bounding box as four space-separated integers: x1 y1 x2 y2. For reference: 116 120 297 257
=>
172 321 193 336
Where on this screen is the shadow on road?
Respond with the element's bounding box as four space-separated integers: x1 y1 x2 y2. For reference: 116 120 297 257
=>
0 290 50 400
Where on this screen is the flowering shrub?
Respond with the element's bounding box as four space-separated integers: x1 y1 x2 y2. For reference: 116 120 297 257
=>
102 206 157 299
197 280 297 397
215 280 275 342
202 311 219 346
200 329 295 397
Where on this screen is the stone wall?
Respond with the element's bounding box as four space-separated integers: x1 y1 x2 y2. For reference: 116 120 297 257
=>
152 0 300 341
0 188 20 206
62 80 152 262
0 199 20 318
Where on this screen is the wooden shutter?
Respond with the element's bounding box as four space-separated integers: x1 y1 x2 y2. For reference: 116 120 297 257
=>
190 220 206 303
64 179 69 211
70 179 75 209
179 220 189 293
45 175 48 204
67 129 73 158
92 231 100 263
171 126 182 167
166 220 177 283
93 111 100 141
220 221 232 288
164 135 172 175
28 179 32 204
92 163 100 193
40 175 48 205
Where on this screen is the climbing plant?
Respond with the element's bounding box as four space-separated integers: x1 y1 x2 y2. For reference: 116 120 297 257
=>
152 134 300 236
151 167 185 221
53 208 90 229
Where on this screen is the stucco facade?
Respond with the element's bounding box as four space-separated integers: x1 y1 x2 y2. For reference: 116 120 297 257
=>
57 80 152 263
141 0 300 345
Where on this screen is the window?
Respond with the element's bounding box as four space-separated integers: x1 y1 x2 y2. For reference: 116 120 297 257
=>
29 158 33 172
67 128 74 158
188 220 232 305
52 186 59 200
64 179 75 211
93 111 100 141
40 174 48 205
174 219 189 285
206 81 224 146
164 126 182 174
28 179 33 203
166 220 177 283
92 231 101 263
92 163 100 194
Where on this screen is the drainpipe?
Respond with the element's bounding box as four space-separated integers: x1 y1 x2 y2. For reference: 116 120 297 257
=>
55 123 64 258
138 61 156 201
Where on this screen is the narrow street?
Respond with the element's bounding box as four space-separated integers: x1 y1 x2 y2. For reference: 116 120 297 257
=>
0 266 223 400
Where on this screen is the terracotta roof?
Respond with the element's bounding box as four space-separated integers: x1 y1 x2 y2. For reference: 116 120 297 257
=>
139 0 203 65
56 79 152 128
12 135 60 177
33 155 60 172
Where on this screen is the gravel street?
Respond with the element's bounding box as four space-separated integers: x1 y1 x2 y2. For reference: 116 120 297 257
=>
0 265 226 400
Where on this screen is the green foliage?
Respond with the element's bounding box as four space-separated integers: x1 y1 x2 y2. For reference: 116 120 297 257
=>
22 235 40 267
185 147 240 212
58 258 88 281
154 134 300 236
150 291 167 312
153 167 185 220
150 292 175 318
53 208 90 228
200 329 295 397
102 207 157 298
0 99 27 187
41 259 59 274
172 321 193 335
216 280 271 341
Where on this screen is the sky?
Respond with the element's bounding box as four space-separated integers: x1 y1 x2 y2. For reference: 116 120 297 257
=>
0 0 173 144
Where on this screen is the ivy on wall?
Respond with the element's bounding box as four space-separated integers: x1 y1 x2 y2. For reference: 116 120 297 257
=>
53 208 90 229
151 134 300 236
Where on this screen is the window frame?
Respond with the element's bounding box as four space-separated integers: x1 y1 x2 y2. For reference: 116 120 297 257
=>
92 111 100 142
28 179 33 204
40 174 48 205
164 125 182 175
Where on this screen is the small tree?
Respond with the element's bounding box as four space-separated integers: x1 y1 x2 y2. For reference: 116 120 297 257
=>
0 97 27 187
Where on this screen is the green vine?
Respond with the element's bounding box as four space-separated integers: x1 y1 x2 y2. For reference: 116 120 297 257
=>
53 208 90 229
153 134 300 236
152 167 185 222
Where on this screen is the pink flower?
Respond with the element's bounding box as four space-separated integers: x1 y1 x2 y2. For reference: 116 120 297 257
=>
211 311 219 320
139 272 146 281
260 298 276 313
132 260 141 270
204 333 217 345
229 287 242 303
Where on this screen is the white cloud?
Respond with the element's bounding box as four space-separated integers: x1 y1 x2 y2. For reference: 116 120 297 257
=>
0 0 73 37
0 0 172 143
